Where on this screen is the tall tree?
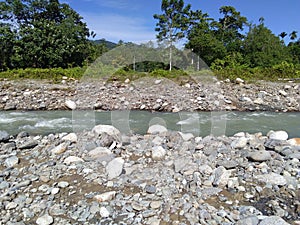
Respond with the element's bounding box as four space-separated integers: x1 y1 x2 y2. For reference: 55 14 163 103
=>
243 21 291 67
153 0 191 70
0 0 93 69
289 31 298 41
186 10 226 66
212 6 248 53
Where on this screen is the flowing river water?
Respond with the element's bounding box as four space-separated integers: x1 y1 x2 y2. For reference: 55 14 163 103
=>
0 110 299 138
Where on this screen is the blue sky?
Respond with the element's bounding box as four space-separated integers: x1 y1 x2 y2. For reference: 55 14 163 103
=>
63 0 300 44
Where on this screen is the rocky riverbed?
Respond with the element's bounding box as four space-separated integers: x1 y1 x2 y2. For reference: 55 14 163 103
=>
0 125 299 225
0 77 299 112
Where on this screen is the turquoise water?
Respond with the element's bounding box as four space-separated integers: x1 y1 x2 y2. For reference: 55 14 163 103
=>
0 110 299 138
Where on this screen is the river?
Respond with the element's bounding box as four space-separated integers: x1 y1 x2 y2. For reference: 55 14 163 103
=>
0 110 299 138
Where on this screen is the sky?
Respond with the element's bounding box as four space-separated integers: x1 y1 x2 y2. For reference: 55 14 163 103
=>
62 0 300 44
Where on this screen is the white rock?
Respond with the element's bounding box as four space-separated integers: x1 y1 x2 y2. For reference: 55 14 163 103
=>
254 98 264 105
124 78 130 84
65 100 76 110
236 78 244 84
106 157 124 180
231 137 248 149
92 125 121 138
51 143 68 154
94 191 116 202
234 132 246 137
279 90 288 97
62 133 77 143
100 207 110 218
36 214 54 225
155 79 162 85
51 188 60 195
147 124 168 134
268 130 288 141
152 146 166 160
63 156 84 165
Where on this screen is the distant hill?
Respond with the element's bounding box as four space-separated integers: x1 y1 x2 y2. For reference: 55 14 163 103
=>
91 39 117 50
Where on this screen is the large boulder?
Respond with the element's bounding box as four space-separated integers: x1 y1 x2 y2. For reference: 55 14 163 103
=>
92 125 122 147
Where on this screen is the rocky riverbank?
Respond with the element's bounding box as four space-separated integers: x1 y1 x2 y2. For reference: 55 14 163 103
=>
0 125 299 224
0 77 299 112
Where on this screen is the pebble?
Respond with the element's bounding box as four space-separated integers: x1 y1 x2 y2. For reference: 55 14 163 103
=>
151 146 166 160
63 156 84 164
36 214 54 225
4 156 19 167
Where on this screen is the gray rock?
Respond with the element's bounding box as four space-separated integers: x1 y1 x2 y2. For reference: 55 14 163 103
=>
0 131 10 142
18 140 38 149
92 125 121 139
217 159 239 169
4 103 16 110
255 173 287 186
145 185 156 194
88 147 112 160
174 157 189 172
5 156 19 168
259 216 290 225
212 166 231 187
237 216 259 225
2 142 16 151
264 139 284 150
36 214 54 225
248 151 271 162
106 157 124 180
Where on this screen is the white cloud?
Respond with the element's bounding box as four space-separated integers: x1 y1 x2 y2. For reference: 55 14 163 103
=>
81 13 156 43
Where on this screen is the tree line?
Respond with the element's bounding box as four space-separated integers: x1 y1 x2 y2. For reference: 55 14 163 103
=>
154 0 300 71
0 0 299 75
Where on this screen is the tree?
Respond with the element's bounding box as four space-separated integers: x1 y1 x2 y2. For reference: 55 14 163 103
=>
0 22 16 70
279 32 287 40
153 0 191 70
0 0 93 69
212 6 248 53
186 10 226 65
243 21 291 67
289 31 298 41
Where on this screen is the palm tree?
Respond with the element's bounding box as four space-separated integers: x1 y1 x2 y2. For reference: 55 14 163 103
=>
279 32 287 39
289 31 298 40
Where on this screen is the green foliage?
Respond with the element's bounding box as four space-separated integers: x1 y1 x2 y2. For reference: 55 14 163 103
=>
243 22 291 68
0 0 93 70
0 67 85 82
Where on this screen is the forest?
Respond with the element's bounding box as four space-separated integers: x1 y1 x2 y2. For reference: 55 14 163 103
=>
0 0 299 81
